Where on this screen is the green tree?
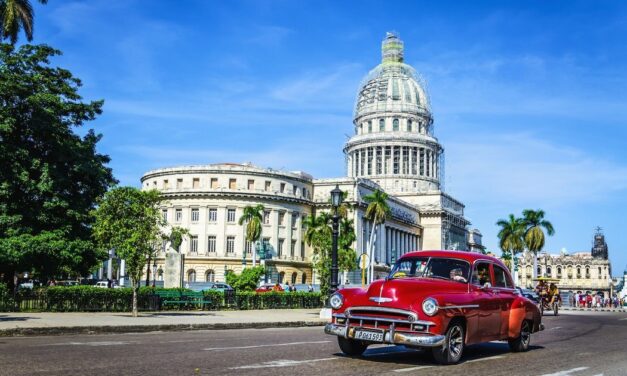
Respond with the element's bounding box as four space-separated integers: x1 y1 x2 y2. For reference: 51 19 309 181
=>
338 217 357 285
303 212 332 296
496 214 525 273
167 226 189 253
522 209 555 278
225 266 264 291
93 187 163 317
0 0 47 44
238 204 264 267
0 44 116 287
363 189 391 283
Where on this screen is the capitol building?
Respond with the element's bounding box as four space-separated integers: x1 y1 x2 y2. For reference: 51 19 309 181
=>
141 33 482 286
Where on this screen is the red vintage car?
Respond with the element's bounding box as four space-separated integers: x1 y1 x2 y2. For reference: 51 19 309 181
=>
325 250 543 364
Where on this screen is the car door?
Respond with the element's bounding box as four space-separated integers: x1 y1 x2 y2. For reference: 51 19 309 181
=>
492 264 516 339
471 262 502 341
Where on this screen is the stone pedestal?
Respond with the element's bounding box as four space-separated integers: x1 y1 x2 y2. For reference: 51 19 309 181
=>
164 252 184 288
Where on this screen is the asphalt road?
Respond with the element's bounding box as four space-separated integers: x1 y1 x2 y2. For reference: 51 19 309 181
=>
1 311 626 376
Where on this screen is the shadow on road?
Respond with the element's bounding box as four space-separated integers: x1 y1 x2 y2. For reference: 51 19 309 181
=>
0 315 38 322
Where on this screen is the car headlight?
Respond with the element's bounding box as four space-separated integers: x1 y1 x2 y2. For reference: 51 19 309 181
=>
329 293 344 309
422 297 439 316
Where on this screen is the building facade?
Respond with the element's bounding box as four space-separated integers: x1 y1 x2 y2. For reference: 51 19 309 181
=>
140 32 481 286
517 230 613 297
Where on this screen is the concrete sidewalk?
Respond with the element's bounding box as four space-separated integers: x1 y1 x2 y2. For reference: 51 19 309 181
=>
0 309 327 337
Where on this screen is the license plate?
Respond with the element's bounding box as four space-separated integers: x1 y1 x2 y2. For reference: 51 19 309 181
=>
354 329 384 342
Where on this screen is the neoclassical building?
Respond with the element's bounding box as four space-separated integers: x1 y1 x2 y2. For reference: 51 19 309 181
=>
517 230 613 296
140 32 481 286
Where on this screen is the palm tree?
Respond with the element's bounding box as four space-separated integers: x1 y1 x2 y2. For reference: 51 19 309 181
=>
338 218 357 284
238 204 265 267
363 189 391 283
521 209 555 278
0 0 47 44
496 214 525 274
303 212 333 295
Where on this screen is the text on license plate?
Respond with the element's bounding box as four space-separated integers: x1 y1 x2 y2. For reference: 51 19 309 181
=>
354 329 384 342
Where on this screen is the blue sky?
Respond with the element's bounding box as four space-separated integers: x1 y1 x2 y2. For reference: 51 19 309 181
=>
30 1 627 276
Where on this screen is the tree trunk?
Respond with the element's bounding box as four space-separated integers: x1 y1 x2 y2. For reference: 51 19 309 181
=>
367 223 377 283
532 251 538 279
132 281 138 317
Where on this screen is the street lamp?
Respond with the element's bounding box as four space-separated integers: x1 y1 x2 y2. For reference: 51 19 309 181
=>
330 185 343 295
152 261 157 288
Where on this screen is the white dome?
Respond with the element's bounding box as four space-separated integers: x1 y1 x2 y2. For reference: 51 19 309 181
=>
353 32 431 123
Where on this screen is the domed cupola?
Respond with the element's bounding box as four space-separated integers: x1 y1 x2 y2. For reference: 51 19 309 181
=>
344 32 443 195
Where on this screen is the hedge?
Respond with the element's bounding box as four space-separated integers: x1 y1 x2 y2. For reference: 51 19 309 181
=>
0 286 323 312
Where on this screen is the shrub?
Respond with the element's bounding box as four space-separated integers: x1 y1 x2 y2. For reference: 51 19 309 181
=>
0 283 15 311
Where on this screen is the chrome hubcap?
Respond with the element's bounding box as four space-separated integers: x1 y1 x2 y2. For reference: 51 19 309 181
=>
448 326 463 357
521 322 530 346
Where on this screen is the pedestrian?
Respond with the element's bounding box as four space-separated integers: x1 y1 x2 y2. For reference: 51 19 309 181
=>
107 278 112 288
574 292 579 307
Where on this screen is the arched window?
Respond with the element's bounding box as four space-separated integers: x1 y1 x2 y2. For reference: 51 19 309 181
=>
557 266 562 276
278 271 285 284
379 119 385 131
577 267 581 277
301 273 307 284
547 266 552 276
367 121 372 133
187 269 196 283
407 119 412 132
393 118 399 131
206 269 215 282
291 272 297 285
537 266 541 276
585 267 590 277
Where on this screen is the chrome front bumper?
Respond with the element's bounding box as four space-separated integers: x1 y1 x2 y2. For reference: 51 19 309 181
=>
325 323 446 348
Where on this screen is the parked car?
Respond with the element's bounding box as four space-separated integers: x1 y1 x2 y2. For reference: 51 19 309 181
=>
255 283 284 293
515 287 540 303
207 282 234 292
325 250 544 365
95 281 109 288
58 281 79 287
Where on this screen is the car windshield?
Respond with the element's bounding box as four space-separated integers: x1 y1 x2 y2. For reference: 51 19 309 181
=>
388 257 470 283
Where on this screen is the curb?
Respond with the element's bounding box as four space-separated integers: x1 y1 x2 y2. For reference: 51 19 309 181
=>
560 307 627 313
0 320 327 337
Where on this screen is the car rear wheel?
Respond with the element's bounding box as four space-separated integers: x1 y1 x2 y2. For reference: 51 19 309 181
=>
432 322 465 365
508 320 531 352
337 337 368 356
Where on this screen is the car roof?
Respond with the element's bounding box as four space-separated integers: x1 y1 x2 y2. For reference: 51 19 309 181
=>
400 250 506 266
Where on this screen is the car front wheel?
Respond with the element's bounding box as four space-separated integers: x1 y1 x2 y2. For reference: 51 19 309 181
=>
508 320 531 352
432 322 465 365
337 337 368 356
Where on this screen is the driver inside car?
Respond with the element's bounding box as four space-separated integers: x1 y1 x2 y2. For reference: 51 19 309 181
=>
449 268 467 283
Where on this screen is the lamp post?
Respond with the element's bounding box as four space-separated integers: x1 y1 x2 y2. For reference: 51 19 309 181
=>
152 261 157 288
224 264 228 283
330 185 343 295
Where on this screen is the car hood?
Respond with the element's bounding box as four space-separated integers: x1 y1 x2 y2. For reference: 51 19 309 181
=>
340 277 468 311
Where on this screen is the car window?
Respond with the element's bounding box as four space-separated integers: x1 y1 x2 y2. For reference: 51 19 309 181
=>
389 257 469 283
493 265 510 288
471 263 491 286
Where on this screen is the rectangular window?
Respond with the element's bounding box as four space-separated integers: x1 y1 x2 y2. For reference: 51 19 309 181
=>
291 240 296 257
263 210 270 225
210 178 218 189
291 212 299 228
278 238 285 257
163 180 169 189
175 208 182 222
161 209 168 222
207 236 216 253
393 147 400 174
247 179 255 190
280 183 286 193
227 208 236 223
265 181 271 191
493 265 510 288
278 211 286 226
190 236 198 254
245 241 253 255
191 208 199 222
176 178 183 189
229 178 236 189
192 178 199 188
226 236 235 253
208 208 217 222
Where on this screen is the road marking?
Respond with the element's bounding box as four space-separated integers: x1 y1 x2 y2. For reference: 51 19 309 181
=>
619 317 627 321
204 340 330 351
49 341 137 346
540 367 589 376
394 365 433 373
464 355 505 363
550 326 562 330
229 358 337 369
